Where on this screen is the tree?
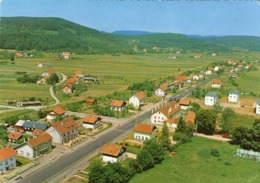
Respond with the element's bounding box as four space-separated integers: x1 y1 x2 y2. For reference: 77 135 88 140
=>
231 127 248 144
220 108 235 134
47 73 59 85
175 116 186 133
0 126 8 141
190 102 201 113
38 110 47 118
88 163 106 183
143 139 164 164
136 149 155 171
196 109 216 135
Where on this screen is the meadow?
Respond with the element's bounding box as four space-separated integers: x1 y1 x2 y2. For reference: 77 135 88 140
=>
130 136 260 183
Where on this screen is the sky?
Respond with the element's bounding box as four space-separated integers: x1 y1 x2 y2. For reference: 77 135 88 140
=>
1 0 260 36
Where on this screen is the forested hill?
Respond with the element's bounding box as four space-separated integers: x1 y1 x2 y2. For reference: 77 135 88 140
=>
0 17 129 54
0 17 258 54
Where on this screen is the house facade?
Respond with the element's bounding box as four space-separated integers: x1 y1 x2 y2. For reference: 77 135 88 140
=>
211 79 222 88
165 119 178 128
129 91 146 108
204 92 218 106
62 52 71 59
133 123 157 141
83 115 102 129
192 75 199 80
228 90 240 103
110 100 127 112
16 133 52 159
155 84 168 97
100 144 125 163
205 70 212 75
46 107 66 122
8 132 22 143
256 99 260 115
62 84 73 94
179 99 191 110
0 147 16 174
150 101 180 125
46 117 79 144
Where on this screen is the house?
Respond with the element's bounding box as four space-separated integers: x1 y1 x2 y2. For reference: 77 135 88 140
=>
16 101 41 107
212 53 217 57
194 54 202 58
8 132 22 143
133 123 157 141
62 52 71 59
75 70 84 78
175 76 187 83
46 117 79 144
186 110 196 125
66 77 79 85
32 129 45 137
83 77 97 82
155 84 168 97
16 133 52 159
205 70 212 75
46 107 66 122
185 76 192 83
179 99 191 110
256 99 260 115
211 79 222 88
129 91 146 108
214 66 220 71
62 84 73 94
228 90 240 103
199 74 205 80
172 81 184 90
21 121 47 132
150 101 180 125
41 68 55 77
15 52 23 58
110 100 127 112
86 98 97 105
192 75 199 80
204 92 218 106
164 119 179 128
100 144 126 163
83 115 102 129
0 147 16 174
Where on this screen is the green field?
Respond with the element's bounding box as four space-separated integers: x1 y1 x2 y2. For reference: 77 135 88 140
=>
130 136 260 183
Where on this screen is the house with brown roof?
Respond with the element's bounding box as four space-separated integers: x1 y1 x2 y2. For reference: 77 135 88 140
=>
8 132 22 143
15 133 52 159
0 147 17 174
150 101 180 126
46 107 66 122
129 91 146 108
110 100 127 112
100 143 126 163
179 98 191 110
41 68 55 77
194 54 202 59
164 119 179 128
211 79 222 88
155 84 168 97
46 117 79 144
62 52 71 59
32 129 45 137
186 110 196 125
86 98 97 105
62 84 74 94
75 70 84 78
133 123 157 141
83 115 102 129
66 76 79 85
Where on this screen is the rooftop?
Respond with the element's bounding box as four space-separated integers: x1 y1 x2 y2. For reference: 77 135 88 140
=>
52 117 79 135
27 133 52 147
100 143 124 157
0 147 16 161
133 123 156 134
83 115 101 124
110 100 126 107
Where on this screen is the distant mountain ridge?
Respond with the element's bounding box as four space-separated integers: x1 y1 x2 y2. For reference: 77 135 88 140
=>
0 17 259 53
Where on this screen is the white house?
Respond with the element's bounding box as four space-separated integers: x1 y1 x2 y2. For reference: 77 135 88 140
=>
46 117 79 144
228 90 240 103
214 66 220 71
155 84 168 97
62 52 71 59
204 92 218 106
150 101 180 125
110 100 127 112
129 91 146 108
164 119 178 128
205 70 212 75
211 79 222 88
133 123 157 141
46 107 66 122
100 144 125 163
16 133 52 159
256 99 260 115
179 99 191 110
83 115 102 129
0 147 16 174
192 75 199 80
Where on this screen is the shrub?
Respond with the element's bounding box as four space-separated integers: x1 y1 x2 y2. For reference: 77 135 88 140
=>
210 148 220 157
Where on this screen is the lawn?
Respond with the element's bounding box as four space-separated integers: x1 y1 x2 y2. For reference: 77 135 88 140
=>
130 136 260 183
0 109 39 122
16 156 31 167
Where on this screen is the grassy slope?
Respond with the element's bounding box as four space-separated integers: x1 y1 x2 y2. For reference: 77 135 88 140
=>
130 136 260 183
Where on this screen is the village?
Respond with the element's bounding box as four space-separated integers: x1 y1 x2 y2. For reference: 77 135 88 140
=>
0 51 260 182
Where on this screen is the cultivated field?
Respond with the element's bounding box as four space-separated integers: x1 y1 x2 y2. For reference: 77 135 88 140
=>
130 136 260 183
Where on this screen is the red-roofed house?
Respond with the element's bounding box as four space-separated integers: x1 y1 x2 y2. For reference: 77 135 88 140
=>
46 107 66 122
179 98 191 110
100 144 126 163
155 84 168 97
133 123 157 141
15 133 52 159
46 117 79 144
211 79 222 88
0 147 16 174
86 98 97 105
62 84 74 94
194 54 202 59
8 132 22 143
110 100 127 112
150 101 180 125
66 76 79 85
83 115 102 129
129 91 146 108
75 70 84 78
186 110 196 125
164 119 179 128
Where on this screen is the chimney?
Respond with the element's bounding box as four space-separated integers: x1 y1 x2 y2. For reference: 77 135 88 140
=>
168 107 172 114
